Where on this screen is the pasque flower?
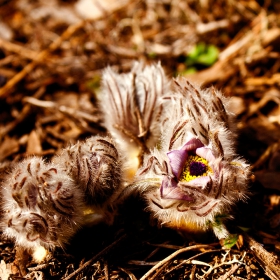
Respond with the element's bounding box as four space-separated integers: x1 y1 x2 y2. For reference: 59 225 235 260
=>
100 61 170 180
135 77 250 239
160 138 214 202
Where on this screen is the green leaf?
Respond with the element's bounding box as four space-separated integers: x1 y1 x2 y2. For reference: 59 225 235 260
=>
223 234 239 249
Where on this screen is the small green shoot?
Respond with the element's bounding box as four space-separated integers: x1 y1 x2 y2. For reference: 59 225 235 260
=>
185 43 219 67
223 234 239 249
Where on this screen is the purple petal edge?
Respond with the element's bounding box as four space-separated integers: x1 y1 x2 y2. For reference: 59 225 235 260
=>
167 138 205 179
196 147 215 162
181 138 204 152
160 177 193 201
167 149 188 179
179 175 210 188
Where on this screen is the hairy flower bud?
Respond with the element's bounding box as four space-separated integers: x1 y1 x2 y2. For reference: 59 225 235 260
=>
0 157 84 251
53 136 124 224
100 62 170 179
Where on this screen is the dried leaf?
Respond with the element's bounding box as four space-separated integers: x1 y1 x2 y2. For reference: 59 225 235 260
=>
26 130 42 155
75 0 131 20
0 136 19 161
0 260 12 280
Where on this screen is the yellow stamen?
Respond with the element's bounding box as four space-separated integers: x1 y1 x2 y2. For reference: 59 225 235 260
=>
180 155 213 182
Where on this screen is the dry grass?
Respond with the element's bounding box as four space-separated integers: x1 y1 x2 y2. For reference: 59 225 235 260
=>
0 0 279 279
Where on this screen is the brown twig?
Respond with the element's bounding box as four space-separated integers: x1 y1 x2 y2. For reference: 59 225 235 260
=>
250 143 276 170
104 260 109 280
27 263 49 272
162 249 226 278
146 242 188 250
62 234 126 280
148 261 171 280
143 241 176 261
0 38 43 61
190 264 196 280
216 262 242 280
23 96 102 135
127 260 159 266
244 233 280 280
0 20 86 99
118 267 137 280
24 96 100 123
139 244 214 280
0 86 46 139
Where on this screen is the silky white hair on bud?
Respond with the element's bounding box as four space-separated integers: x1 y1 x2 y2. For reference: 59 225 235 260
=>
135 78 250 239
161 78 237 160
0 157 85 251
53 136 124 224
100 61 170 179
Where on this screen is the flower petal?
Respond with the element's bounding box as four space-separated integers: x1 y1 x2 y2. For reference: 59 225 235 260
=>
182 138 204 152
182 176 211 187
196 147 215 162
160 177 194 201
167 149 188 179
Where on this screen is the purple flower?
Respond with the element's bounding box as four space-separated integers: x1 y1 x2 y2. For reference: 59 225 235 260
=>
160 138 215 201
